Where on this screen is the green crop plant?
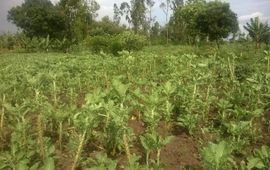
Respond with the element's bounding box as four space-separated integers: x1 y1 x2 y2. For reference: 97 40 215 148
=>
112 78 130 103
71 105 100 170
264 51 270 73
201 141 235 170
217 99 233 122
246 145 270 170
224 121 255 149
85 152 117 170
177 113 200 135
140 131 173 167
104 102 131 156
161 81 176 128
51 104 73 151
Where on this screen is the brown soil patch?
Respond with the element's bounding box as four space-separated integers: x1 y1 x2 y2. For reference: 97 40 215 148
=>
55 150 73 170
160 133 202 170
128 119 145 136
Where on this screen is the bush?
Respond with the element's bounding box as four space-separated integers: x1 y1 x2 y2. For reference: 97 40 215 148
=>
86 31 147 55
116 31 147 52
86 35 111 53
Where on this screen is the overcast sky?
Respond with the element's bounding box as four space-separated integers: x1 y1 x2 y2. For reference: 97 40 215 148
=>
1 0 270 33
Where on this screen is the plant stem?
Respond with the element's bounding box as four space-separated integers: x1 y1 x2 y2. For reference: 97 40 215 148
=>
53 80 57 105
192 84 197 101
0 94 5 131
37 114 45 162
71 130 86 170
123 132 131 162
59 121 63 151
146 151 150 167
267 57 269 73
157 149 161 166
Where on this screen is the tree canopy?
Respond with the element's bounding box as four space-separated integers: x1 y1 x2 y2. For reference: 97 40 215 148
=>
8 0 66 38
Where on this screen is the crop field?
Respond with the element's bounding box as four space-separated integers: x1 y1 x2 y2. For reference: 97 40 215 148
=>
0 46 270 169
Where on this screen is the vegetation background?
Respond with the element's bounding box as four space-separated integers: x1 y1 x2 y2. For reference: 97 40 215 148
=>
0 0 270 170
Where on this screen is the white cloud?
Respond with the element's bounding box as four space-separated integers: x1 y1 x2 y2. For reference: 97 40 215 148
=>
239 12 263 22
239 12 270 24
97 5 113 20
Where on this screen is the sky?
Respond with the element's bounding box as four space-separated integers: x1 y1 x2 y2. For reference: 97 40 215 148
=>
0 0 270 33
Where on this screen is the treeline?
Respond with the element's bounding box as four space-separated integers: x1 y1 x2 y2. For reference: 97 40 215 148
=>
1 0 270 53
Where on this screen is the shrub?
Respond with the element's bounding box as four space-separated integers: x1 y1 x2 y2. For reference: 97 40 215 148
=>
86 35 111 53
116 31 147 52
86 31 147 55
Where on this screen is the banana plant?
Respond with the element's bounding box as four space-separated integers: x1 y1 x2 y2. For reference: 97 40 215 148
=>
201 141 235 170
140 131 173 167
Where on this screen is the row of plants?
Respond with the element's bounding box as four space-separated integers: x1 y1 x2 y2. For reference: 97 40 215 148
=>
0 48 269 169
0 31 147 54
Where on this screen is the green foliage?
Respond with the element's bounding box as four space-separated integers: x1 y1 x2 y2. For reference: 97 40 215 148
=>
0 44 269 169
201 141 235 170
177 113 199 135
195 1 239 43
86 153 117 170
8 0 65 38
140 131 173 166
87 31 146 55
240 145 270 170
244 17 270 49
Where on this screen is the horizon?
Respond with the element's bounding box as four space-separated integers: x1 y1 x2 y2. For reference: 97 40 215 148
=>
0 0 270 33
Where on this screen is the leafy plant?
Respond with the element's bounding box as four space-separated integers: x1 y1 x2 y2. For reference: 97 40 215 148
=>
201 141 235 170
140 131 173 166
86 152 117 170
246 145 270 170
177 113 199 135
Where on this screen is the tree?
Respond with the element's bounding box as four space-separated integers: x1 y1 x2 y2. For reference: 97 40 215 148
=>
244 17 270 49
146 0 155 40
160 0 171 44
130 0 147 33
171 0 184 12
7 0 65 38
120 2 132 28
113 4 122 25
195 1 238 47
90 16 124 36
170 0 206 44
57 0 99 41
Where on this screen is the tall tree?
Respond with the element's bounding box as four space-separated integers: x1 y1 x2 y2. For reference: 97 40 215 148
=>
244 17 270 49
171 0 206 44
57 0 99 41
113 4 122 25
146 0 155 40
130 0 147 33
8 0 65 38
120 2 132 28
171 0 184 11
160 0 171 44
195 1 238 47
